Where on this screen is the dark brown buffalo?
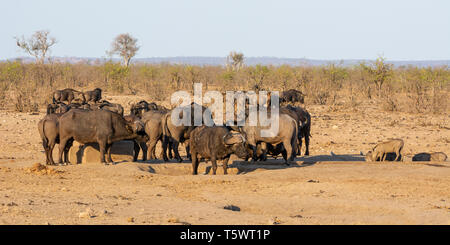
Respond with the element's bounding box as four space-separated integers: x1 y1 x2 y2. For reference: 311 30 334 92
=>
38 113 72 165
280 89 305 104
96 100 124 116
124 114 149 162
161 103 213 162
67 102 91 110
53 88 86 104
130 100 169 118
140 110 168 160
281 105 311 156
190 126 248 175
246 142 285 161
240 113 298 165
46 102 70 115
83 88 102 103
57 109 144 165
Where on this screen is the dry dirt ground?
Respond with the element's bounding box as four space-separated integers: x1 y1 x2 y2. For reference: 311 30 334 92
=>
0 95 449 225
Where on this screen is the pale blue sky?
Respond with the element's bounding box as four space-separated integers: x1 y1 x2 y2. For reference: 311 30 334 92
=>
2 0 449 60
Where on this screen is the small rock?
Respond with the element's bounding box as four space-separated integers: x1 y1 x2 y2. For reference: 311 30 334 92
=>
78 208 95 218
167 217 179 223
269 216 281 225
332 125 338 129
127 217 135 223
224 205 241 212
307 179 319 183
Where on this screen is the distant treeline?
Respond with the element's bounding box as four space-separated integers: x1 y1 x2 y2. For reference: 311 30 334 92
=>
0 59 448 114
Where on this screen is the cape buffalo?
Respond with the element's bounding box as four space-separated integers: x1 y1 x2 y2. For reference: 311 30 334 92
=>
96 100 124 116
130 100 169 118
239 113 298 165
161 103 214 162
53 88 86 104
83 88 102 103
57 109 144 165
281 105 311 156
190 126 248 175
38 113 72 165
46 102 70 115
141 110 169 160
124 114 149 162
280 89 305 104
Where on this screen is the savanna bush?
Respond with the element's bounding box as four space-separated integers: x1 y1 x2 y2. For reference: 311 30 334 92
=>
0 59 448 114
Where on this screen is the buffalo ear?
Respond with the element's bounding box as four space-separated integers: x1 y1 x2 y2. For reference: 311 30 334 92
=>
223 133 244 145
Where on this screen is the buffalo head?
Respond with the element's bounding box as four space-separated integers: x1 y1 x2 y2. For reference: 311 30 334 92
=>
223 131 248 159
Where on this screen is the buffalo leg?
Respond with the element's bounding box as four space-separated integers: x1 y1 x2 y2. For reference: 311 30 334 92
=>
172 141 183 162
132 140 140 162
282 140 293 166
185 142 191 161
139 142 148 161
304 135 310 156
161 136 169 162
42 139 50 165
58 137 70 165
223 157 230 175
297 137 303 156
146 138 157 160
168 141 173 159
98 140 107 165
211 156 218 175
192 153 199 175
106 143 113 164
48 139 57 165
64 139 73 165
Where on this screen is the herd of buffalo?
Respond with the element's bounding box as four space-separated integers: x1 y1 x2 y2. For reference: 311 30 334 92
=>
37 88 447 175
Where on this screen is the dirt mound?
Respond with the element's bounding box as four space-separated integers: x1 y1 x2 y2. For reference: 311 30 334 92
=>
24 163 64 175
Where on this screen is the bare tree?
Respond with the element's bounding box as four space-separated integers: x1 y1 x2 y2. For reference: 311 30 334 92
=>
15 30 57 64
108 33 140 67
226 51 244 71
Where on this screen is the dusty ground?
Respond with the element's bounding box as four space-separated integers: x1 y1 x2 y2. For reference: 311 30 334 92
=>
0 95 449 225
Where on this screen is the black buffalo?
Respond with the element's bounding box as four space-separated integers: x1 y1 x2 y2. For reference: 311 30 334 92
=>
46 102 70 115
189 126 248 175
280 89 305 104
38 113 75 165
83 88 102 103
53 88 86 104
130 100 169 118
57 109 144 165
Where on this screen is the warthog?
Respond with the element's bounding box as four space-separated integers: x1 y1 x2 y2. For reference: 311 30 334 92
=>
412 152 447 162
365 152 402 162
365 139 404 162
83 88 102 103
58 109 144 165
53 88 86 104
190 126 248 175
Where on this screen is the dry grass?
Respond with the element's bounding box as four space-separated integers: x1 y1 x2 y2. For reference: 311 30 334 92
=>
0 60 448 114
